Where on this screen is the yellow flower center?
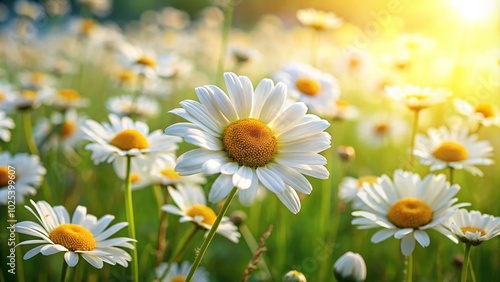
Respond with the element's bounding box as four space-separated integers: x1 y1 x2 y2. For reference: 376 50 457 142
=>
130 173 141 183
160 168 180 180
49 224 96 251
336 100 349 108
136 56 157 67
432 141 468 162
0 166 16 187
32 72 44 84
81 19 96 34
118 70 136 82
374 123 389 135
357 175 378 189
474 103 495 118
460 226 486 236
109 129 149 151
170 275 186 282
387 198 433 228
186 204 217 226
0 91 5 101
60 121 75 138
295 78 322 96
406 93 430 111
58 89 80 101
20 90 36 100
222 118 277 168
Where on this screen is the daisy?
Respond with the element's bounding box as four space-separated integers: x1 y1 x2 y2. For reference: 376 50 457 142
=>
34 110 86 152
161 185 240 243
273 63 340 117
338 175 379 209
82 114 181 164
385 84 451 112
316 100 359 121
0 152 46 205
149 154 206 187
16 200 135 268
414 126 494 176
351 169 469 256
155 261 208 282
117 45 179 79
19 71 55 91
106 95 159 119
296 8 343 31
113 159 153 190
447 209 500 246
333 251 367 282
47 88 89 110
454 98 500 127
165 72 331 213
0 110 15 142
357 113 408 147
0 88 51 112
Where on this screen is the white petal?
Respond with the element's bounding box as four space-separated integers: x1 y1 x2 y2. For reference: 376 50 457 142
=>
275 185 301 214
232 166 254 190
256 167 285 194
414 230 430 247
401 234 416 256
371 229 396 243
64 252 79 267
208 174 234 203
267 163 312 194
270 103 307 134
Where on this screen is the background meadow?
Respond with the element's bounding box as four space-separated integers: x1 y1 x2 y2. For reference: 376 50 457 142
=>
0 0 499 281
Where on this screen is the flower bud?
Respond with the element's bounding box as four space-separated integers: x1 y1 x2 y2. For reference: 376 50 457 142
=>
333 251 366 282
229 210 247 227
337 146 355 162
282 270 307 282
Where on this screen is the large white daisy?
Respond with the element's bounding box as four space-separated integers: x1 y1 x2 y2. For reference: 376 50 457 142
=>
155 261 209 282
165 72 331 213
161 185 240 243
351 170 469 256
16 200 135 268
0 152 46 205
447 209 500 246
414 126 494 176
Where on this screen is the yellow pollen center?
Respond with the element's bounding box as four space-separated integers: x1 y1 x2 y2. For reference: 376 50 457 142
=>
109 129 149 151
336 100 349 108
119 70 136 82
374 123 389 135
60 121 75 138
20 90 36 100
295 78 321 96
460 226 486 236
130 173 140 183
432 141 468 162
186 204 217 226
32 72 44 84
58 89 80 101
387 198 433 228
49 224 96 251
136 57 157 67
81 19 96 34
0 91 5 101
169 275 186 282
406 93 430 111
222 118 277 168
160 168 180 180
357 175 378 189
0 166 16 187
474 103 495 118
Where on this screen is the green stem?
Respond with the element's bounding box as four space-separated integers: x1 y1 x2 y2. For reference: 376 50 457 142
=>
22 111 39 156
404 255 413 282
469 256 476 282
124 156 139 282
215 1 234 85
449 167 455 184
276 199 287 275
436 237 442 282
409 110 420 166
461 243 472 282
60 260 68 282
159 225 200 281
185 187 238 281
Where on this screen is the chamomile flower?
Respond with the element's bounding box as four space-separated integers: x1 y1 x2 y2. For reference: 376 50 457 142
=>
0 152 46 205
0 88 51 112
47 88 89 110
82 114 181 164
351 170 469 256
165 72 331 213
333 251 367 282
162 185 240 243
118 45 178 79
155 261 208 282
454 98 500 127
316 100 359 121
16 200 135 268
0 111 15 142
296 9 343 31
357 113 408 147
338 175 379 209
34 110 86 152
273 63 340 116
447 209 500 246
106 95 159 119
385 84 451 111
414 126 494 176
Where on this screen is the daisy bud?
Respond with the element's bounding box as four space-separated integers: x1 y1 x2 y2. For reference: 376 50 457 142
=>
337 145 355 162
230 210 247 227
452 253 464 269
333 251 366 282
282 270 307 282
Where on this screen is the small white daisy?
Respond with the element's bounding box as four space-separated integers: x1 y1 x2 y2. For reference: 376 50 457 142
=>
274 62 340 115
16 200 135 268
0 88 52 112
352 169 469 256
447 209 500 246
34 110 86 152
296 8 343 31
155 261 208 282
117 45 180 79
357 113 408 147
47 88 89 110
0 152 46 205
454 98 500 127
0 110 15 142
18 71 55 91
385 84 451 111
338 175 379 209
414 126 494 176
316 100 359 121
162 185 240 243
165 72 331 213
106 94 159 119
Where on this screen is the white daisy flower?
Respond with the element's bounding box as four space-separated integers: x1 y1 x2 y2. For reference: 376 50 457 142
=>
274 62 340 115
333 251 367 282
112 157 153 190
162 185 240 243
106 94 159 119
338 175 379 209
385 84 451 111
165 72 331 213
447 209 500 246
117 45 181 79
357 113 408 147
16 200 135 268
414 126 494 176
155 261 208 282
82 114 181 164
315 100 359 121
0 110 15 142
0 88 52 112
46 88 90 110
296 8 343 31
454 98 500 127
149 154 206 187
0 152 46 205
18 71 55 91
351 170 469 256
34 110 86 152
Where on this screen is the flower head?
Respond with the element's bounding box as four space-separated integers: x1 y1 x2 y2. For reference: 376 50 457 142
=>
34 110 86 152
385 84 450 111
165 72 331 213
448 209 500 246
454 98 500 127
333 251 367 282
296 9 343 31
154 261 208 282
16 200 135 268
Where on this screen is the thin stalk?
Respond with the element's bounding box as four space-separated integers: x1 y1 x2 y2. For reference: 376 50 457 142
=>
409 110 420 166
239 224 272 281
124 156 139 282
22 111 39 156
404 255 413 282
276 199 287 275
159 225 200 281
60 260 68 282
461 243 472 282
215 1 234 86
469 257 476 282
449 167 455 184
186 187 238 281
436 237 443 282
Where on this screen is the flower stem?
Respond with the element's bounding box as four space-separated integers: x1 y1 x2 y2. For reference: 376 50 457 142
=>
159 225 200 281
404 255 413 282
186 187 238 281
409 110 420 166
461 243 472 282
22 111 39 156
449 167 455 184
215 1 234 86
60 260 68 282
124 156 139 282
